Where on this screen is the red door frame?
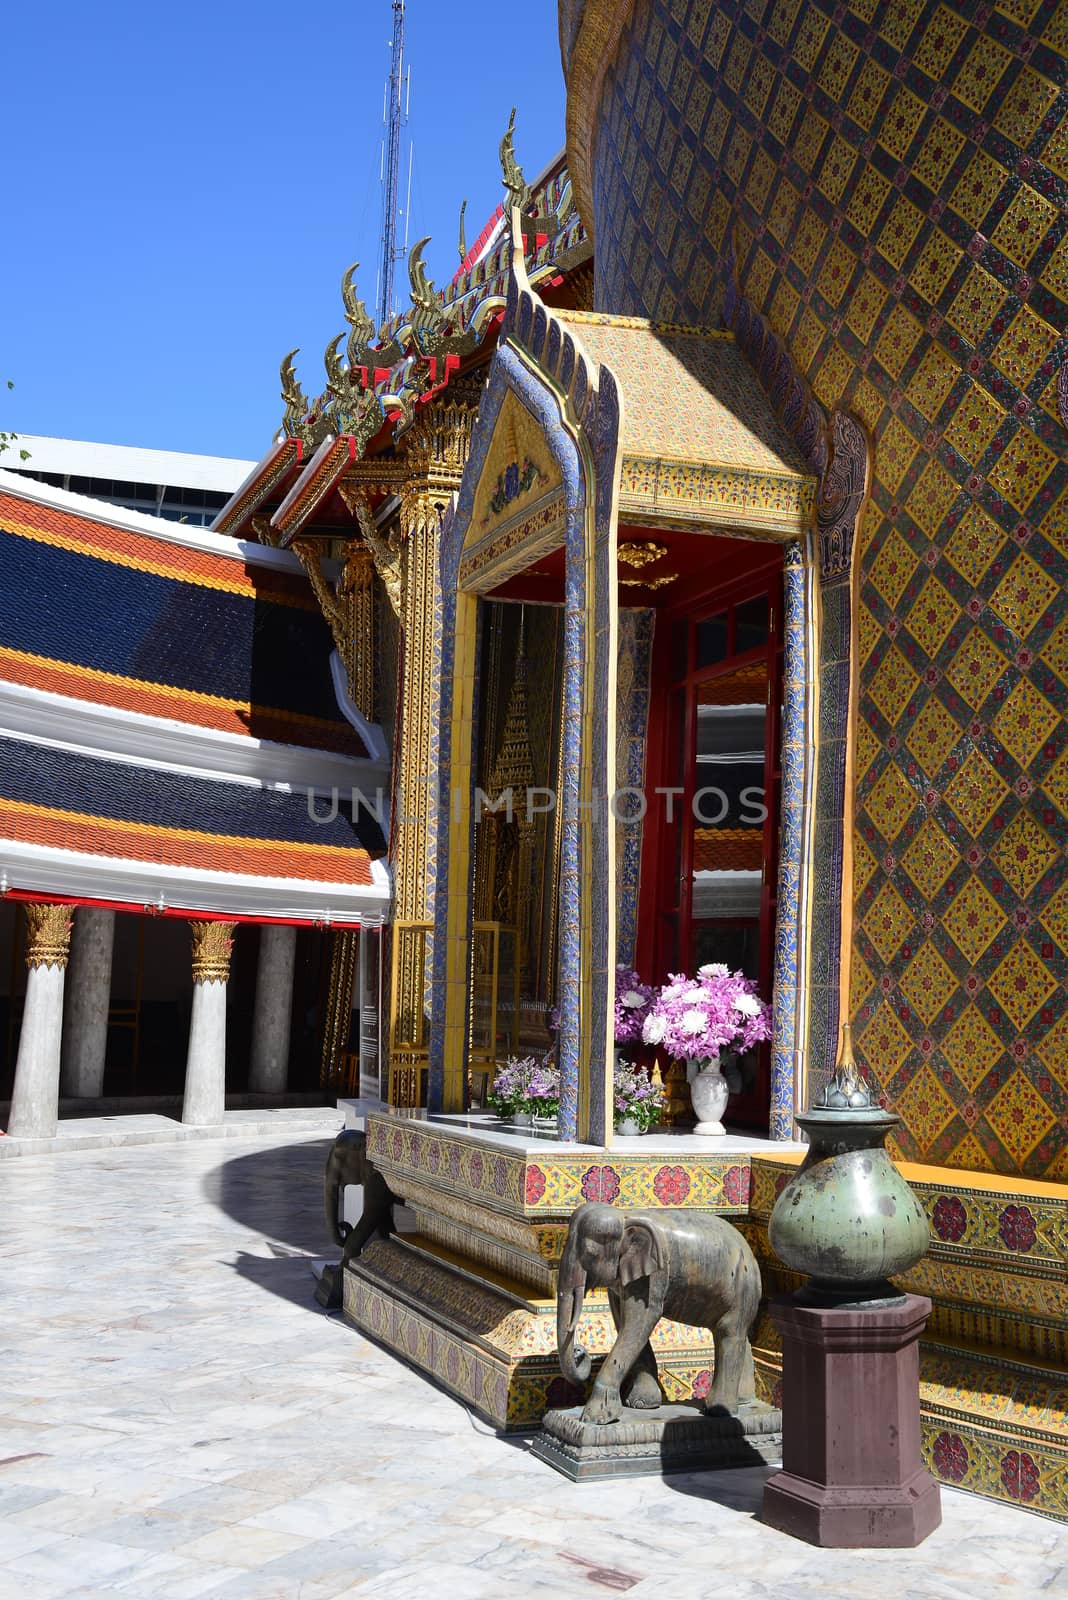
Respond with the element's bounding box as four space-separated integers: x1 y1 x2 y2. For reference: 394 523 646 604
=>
635 547 785 1130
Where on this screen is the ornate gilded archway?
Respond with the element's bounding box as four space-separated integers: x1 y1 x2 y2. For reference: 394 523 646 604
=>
430 215 621 1144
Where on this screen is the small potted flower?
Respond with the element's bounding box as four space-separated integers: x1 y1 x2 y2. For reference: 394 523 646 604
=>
613 1057 665 1137
642 964 771 1136
488 1053 560 1129
527 1056 561 1129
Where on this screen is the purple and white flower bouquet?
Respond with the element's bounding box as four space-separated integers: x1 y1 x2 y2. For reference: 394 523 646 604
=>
488 1053 560 1121
641 964 772 1066
614 966 655 1049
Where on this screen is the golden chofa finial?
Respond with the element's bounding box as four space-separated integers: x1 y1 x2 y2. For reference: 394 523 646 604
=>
279 348 308 435
340 263 375 366
458 198 468 264
323 333 350 400
408 237 443 333
500 107 531 213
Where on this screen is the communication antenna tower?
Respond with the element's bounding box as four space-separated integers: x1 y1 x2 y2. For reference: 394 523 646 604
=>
377 0 412 329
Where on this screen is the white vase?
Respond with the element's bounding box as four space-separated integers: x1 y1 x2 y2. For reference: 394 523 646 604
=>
687 1056 729 1136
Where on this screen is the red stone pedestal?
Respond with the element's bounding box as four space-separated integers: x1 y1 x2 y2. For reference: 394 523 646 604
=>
762 1291 941 1548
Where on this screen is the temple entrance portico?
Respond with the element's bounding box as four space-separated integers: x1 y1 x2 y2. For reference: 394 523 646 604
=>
425 214 865 1143
337 219 879 1426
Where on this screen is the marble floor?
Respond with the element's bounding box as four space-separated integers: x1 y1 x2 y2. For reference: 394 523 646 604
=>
1 1136 1066 1600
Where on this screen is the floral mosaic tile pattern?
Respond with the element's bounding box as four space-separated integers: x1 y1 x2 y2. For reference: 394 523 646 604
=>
366 1114 754 1217
593 0 1068 1176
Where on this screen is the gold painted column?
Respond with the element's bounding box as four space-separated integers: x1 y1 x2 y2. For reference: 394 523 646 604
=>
7 903 73 1138
388 395 477 1107
182 920 235 1126
320 929 358 1090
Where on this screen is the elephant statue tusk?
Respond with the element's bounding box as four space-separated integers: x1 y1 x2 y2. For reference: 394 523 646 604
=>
569 1285 585 1334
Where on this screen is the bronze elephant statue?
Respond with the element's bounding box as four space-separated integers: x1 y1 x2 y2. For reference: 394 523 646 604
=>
315 1128 396 1308
556 1201 762 1425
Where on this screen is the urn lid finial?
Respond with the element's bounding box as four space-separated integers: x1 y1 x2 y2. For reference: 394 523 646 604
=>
820 1020 872 1111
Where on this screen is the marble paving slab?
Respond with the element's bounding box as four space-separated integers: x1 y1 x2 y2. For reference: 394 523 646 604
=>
1 1132 1066 1598
0 1107 344 1158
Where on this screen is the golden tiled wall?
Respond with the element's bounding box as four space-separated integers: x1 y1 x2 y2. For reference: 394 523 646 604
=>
592 0 1068 1176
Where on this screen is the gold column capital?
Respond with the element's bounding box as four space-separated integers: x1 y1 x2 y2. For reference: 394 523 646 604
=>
190 920 236 985
337 482 405 621
341 544 375 593
24 903 73 970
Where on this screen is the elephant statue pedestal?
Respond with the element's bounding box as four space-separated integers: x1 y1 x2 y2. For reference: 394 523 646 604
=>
533 1397 782 1481
762 1293 941 1547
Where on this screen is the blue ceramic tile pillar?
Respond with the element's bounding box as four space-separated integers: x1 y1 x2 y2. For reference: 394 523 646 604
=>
770 539 809 1140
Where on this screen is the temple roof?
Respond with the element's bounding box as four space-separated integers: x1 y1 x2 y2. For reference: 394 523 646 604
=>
0 475 365 756
0 472 389 923
556 312 817 537
0 733 387 923
256 157 588 476
557 314 809 476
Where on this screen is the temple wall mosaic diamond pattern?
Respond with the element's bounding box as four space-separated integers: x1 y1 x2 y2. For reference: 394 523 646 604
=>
594 0 1068 1175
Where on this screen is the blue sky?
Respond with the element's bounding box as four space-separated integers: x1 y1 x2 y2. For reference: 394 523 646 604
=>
4 1 565 461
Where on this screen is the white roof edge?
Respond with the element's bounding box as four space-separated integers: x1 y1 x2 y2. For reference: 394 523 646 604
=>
0 679 390 798
0 840 391 925
329 653 390 765
0 467 306 573
4 434 255 494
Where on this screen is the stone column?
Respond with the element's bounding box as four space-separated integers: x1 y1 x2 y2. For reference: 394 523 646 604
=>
248 923 296 1095
357 925 380 1101
7 903 73 1138
182 921 235 1126
60 907 116 1099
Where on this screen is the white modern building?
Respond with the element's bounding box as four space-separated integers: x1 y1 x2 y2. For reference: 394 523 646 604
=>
4 435 255 528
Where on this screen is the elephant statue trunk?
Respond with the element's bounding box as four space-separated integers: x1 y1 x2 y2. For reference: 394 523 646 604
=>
315 1128 396 1309
324 1160 352 1248
556 1250 592 1385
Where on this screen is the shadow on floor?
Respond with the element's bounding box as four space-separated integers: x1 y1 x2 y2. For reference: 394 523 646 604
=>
202 1136 336 1256
663 1460 777 1516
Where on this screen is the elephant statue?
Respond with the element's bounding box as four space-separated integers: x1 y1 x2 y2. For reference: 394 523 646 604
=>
556 1201 762 1425
315 1128 397 1308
